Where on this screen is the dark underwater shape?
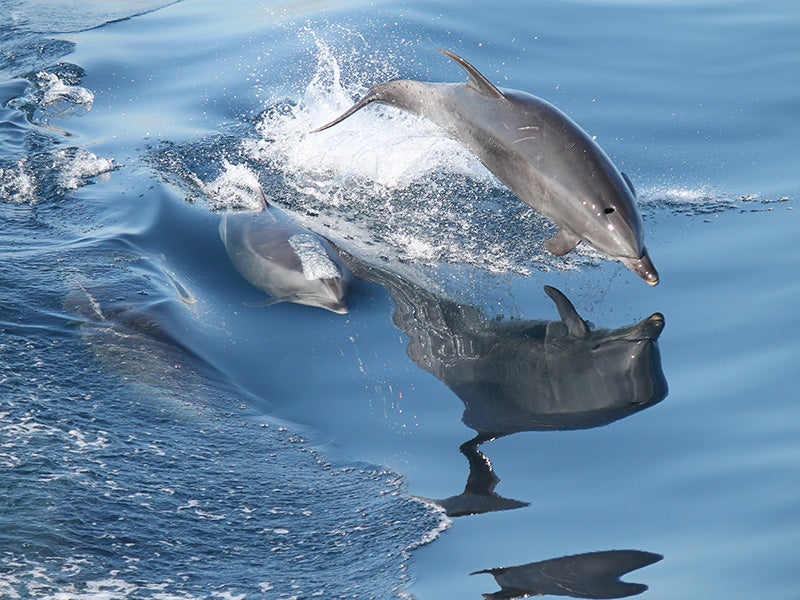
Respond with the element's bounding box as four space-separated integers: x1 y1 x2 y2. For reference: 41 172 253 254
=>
344 258 668 517
472 550 663 599
349 260 668 439
219 187 352 314
313 50 658 286
63 277 243 417
429 434 529 518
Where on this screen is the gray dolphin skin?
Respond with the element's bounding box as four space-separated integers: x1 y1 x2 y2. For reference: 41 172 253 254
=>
313 50 659 286
219 191 352 314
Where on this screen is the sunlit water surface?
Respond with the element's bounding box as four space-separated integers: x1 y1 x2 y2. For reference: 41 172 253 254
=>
1 0 798 598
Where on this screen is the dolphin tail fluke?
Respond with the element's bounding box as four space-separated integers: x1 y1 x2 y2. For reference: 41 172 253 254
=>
310 89 384 133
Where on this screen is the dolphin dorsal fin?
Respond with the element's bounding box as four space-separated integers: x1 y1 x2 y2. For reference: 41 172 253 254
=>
257 187 270 210
621 171 637 198
440 50 504 99
544 285 590 338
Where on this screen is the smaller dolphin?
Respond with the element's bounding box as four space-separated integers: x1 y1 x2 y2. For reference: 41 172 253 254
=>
313 50 658 286
219 189 352 314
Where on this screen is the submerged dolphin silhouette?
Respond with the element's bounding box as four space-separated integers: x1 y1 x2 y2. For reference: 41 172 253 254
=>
219 189 352 314
313 50 659 286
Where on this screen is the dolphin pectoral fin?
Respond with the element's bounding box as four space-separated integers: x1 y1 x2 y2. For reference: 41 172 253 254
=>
440 50 504 99
310 89 383 133
244 296 292 308
621 171 637 198
544 285 590 338
544 228 581 256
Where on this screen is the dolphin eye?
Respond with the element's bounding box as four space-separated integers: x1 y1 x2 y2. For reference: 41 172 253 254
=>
604 207 615 214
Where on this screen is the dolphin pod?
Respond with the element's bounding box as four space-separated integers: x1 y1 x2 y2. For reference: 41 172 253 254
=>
219 189 352 314
314 50 659 286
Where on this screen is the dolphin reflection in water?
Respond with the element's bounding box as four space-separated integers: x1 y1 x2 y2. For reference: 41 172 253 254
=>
349 260 667 518
337 259 668 598
399 283 667 438
219 189 352 314
473 550 663 600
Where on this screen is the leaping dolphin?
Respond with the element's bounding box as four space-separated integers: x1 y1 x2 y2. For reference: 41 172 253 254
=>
313 50 659 286
219 188 352 314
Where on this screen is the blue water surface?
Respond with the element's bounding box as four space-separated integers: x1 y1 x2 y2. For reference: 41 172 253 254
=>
1 0 798 599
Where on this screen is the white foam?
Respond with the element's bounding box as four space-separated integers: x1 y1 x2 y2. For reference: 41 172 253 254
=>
404 497 451 550
202 160 265 211
0 161 37 204
54 149 118 191
244 35 491 193
36 71 95 114
288 233 342 280
640 185 716 205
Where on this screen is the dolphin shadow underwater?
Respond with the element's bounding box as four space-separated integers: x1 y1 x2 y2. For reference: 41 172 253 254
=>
63 277 248 418
219 188 353 314
314 50 659 286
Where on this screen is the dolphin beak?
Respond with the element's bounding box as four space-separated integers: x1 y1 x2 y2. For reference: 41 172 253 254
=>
325 300 349 315
623 249 659 286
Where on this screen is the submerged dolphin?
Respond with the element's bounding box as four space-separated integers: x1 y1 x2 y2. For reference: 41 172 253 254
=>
219 190 352 314
313 50 659 285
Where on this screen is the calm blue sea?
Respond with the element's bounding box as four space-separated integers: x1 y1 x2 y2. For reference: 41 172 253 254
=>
1 0 798 598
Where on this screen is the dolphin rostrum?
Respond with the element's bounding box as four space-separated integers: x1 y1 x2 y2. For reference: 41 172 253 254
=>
219 189 352 314
313 50 659 286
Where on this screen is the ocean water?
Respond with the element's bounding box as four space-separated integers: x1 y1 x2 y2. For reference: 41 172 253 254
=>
1 0 797 599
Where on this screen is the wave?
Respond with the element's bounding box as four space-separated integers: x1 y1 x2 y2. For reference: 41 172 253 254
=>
0 66 118 204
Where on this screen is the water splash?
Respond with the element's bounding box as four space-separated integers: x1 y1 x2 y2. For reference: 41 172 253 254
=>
640 185 791 216
239 36 582 281
245 33 489 192
55 148 118 190
154 34 793 291
201 159 265 211
0 160 37 203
